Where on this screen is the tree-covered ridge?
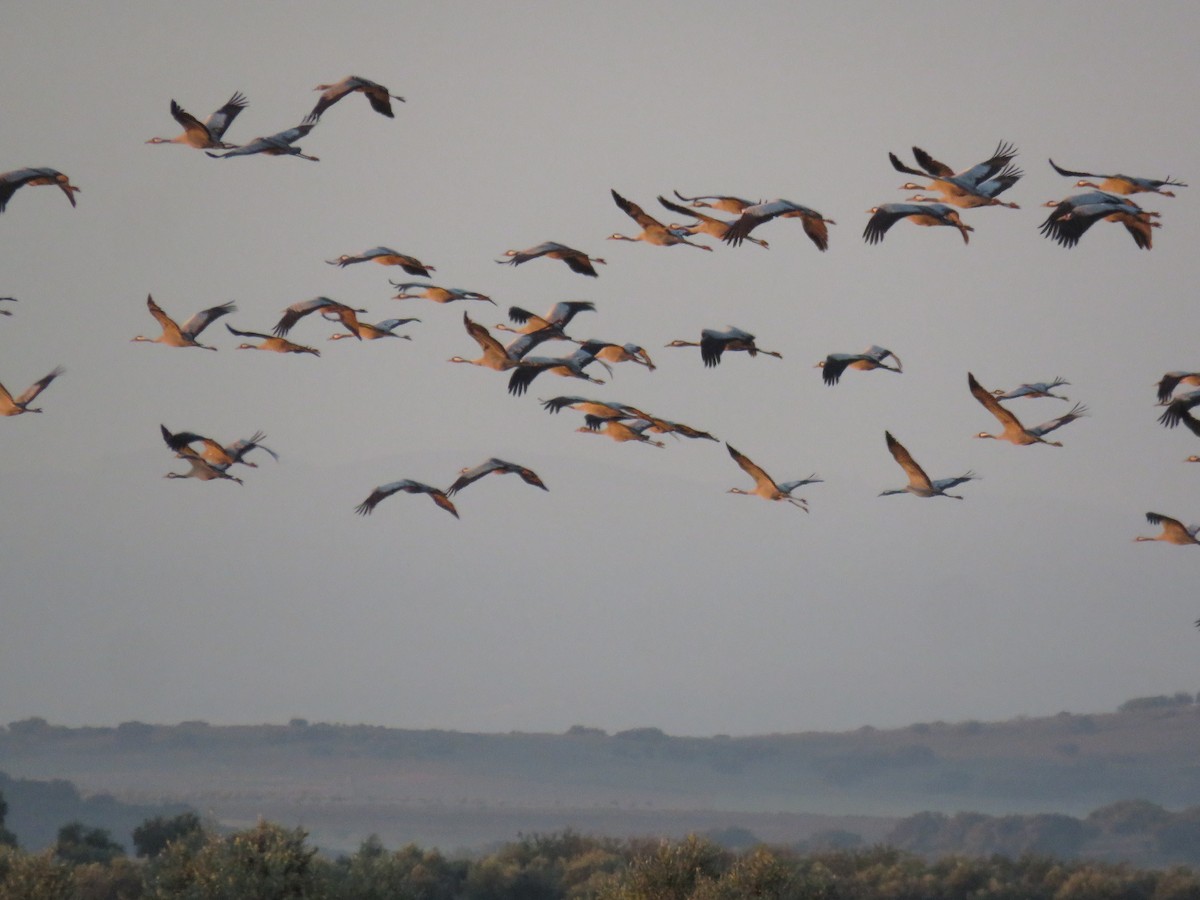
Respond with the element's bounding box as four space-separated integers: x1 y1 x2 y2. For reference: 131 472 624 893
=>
1 820 1198 900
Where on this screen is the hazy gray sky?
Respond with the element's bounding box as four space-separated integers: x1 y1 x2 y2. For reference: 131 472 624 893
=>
2 2 1198 737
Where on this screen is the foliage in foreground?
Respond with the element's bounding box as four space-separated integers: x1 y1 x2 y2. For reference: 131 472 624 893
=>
1 815 1199 900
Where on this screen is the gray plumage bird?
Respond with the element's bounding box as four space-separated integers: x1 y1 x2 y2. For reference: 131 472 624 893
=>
664 326 781 368
447 459 548 495
0 168 80 213
310 75 404 119
354 480 458 518
880 431 977 499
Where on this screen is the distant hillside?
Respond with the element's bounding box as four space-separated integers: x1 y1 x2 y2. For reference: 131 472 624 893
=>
2 694 1198 854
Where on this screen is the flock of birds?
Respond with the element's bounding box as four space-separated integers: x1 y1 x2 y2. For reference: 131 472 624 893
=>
4 77 1198 568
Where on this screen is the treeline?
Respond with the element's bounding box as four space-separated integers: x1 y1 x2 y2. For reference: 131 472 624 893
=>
886 800 1200 867
2 814 1200 900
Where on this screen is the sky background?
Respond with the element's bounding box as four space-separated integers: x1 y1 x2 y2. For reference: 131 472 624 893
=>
2 2 1198 738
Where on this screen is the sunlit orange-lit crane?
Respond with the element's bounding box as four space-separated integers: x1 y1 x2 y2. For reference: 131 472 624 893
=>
609 189 712 250
164 450 243 486
817 346 902 385
132 295 235 350
671 190 759 215
864 203 973 244
968 372 1087 446
890 141 1020 203
1049 159 1186 197
576 416 665 448
354 480 458 518
390 282 492 304
725 444 817 510
328 248 434 275
449 312 558 372
226 323 320 355
656 194 770 249
592 342 656 370
0 365 64 416
1135 512 1200 546
310 75 405 119
160 425 278 468
879 431 977 499
496 242 607 277
903 165 1023 209
146 92 247 149
0 168 80 213
328 317 419 342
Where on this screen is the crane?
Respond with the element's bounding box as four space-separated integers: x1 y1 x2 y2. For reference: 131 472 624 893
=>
146 92 247 149
1040 192 1158 249
1135 512 1200 546
161 425 278 468
272 297 365 338
496 242 606 277
310 75 405 119
132 295 235 350
390 282 491 304
1049 159 1186 197
990 378 1070 401
720 199 835 250
665 326 782 367
576 416 665 448
863 203 973 244
327 248 434 275
205 116 318 161
817 346 902 385
226 323 320 355
506 342 613 396
1157 389 1200 436
903 164 1023 209
890 141 1019 202
449 312 556 371
655 194 770 249
164 450 243 486
968 372 1087 446
328 317 419 342
609 189 712 249
1157 372 1200 405
879 431 977 499
671 190 759 215
0 168 81 213
447 458 548 495
725 444 816 510
0 365 64 416
354 480 458 518
494 301 596 338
